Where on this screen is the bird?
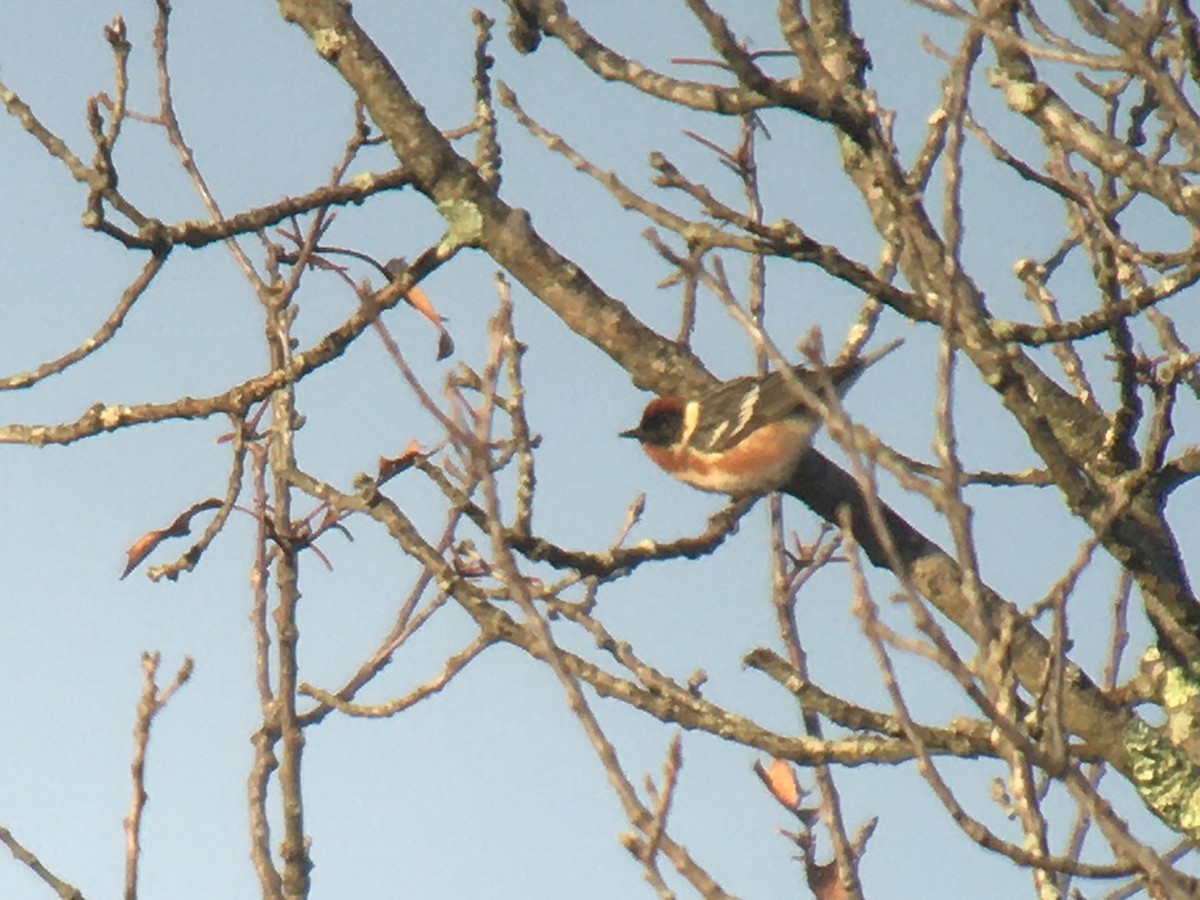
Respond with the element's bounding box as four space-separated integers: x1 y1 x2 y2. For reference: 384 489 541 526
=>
620 339 901 495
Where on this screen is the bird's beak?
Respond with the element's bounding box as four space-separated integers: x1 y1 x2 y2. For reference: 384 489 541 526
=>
619 427 641 440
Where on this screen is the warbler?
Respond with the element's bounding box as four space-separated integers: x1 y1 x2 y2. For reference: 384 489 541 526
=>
621 340 900 495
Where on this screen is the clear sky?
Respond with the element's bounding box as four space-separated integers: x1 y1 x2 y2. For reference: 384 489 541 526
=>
1 2 1193 898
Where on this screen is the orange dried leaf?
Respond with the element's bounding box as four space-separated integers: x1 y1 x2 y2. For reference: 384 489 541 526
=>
763 758 801 809
120 497 222 579
404 285 454 360
122 532 164 580
404 285 439 324
377 439 425 482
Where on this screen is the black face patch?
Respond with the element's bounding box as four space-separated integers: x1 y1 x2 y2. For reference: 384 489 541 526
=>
622 404 684 447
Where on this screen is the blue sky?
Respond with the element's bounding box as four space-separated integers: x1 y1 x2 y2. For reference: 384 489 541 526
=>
1 2 1194 898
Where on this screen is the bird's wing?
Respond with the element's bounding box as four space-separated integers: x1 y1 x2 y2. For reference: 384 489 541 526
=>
690 342 900 453
690 371 814 453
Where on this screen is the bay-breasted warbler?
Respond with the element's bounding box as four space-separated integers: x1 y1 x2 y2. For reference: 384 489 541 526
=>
621 340 900 495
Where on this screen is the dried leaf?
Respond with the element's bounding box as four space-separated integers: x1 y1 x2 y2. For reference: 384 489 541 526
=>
436 328 455 361
121 498 223 579
807 859 850 900
454 557 492 578
377 439 425 483
761 758 801 810
404 284 440 327
405 285 455 360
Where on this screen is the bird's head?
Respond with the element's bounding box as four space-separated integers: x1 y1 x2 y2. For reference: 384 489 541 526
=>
619 396 688 447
